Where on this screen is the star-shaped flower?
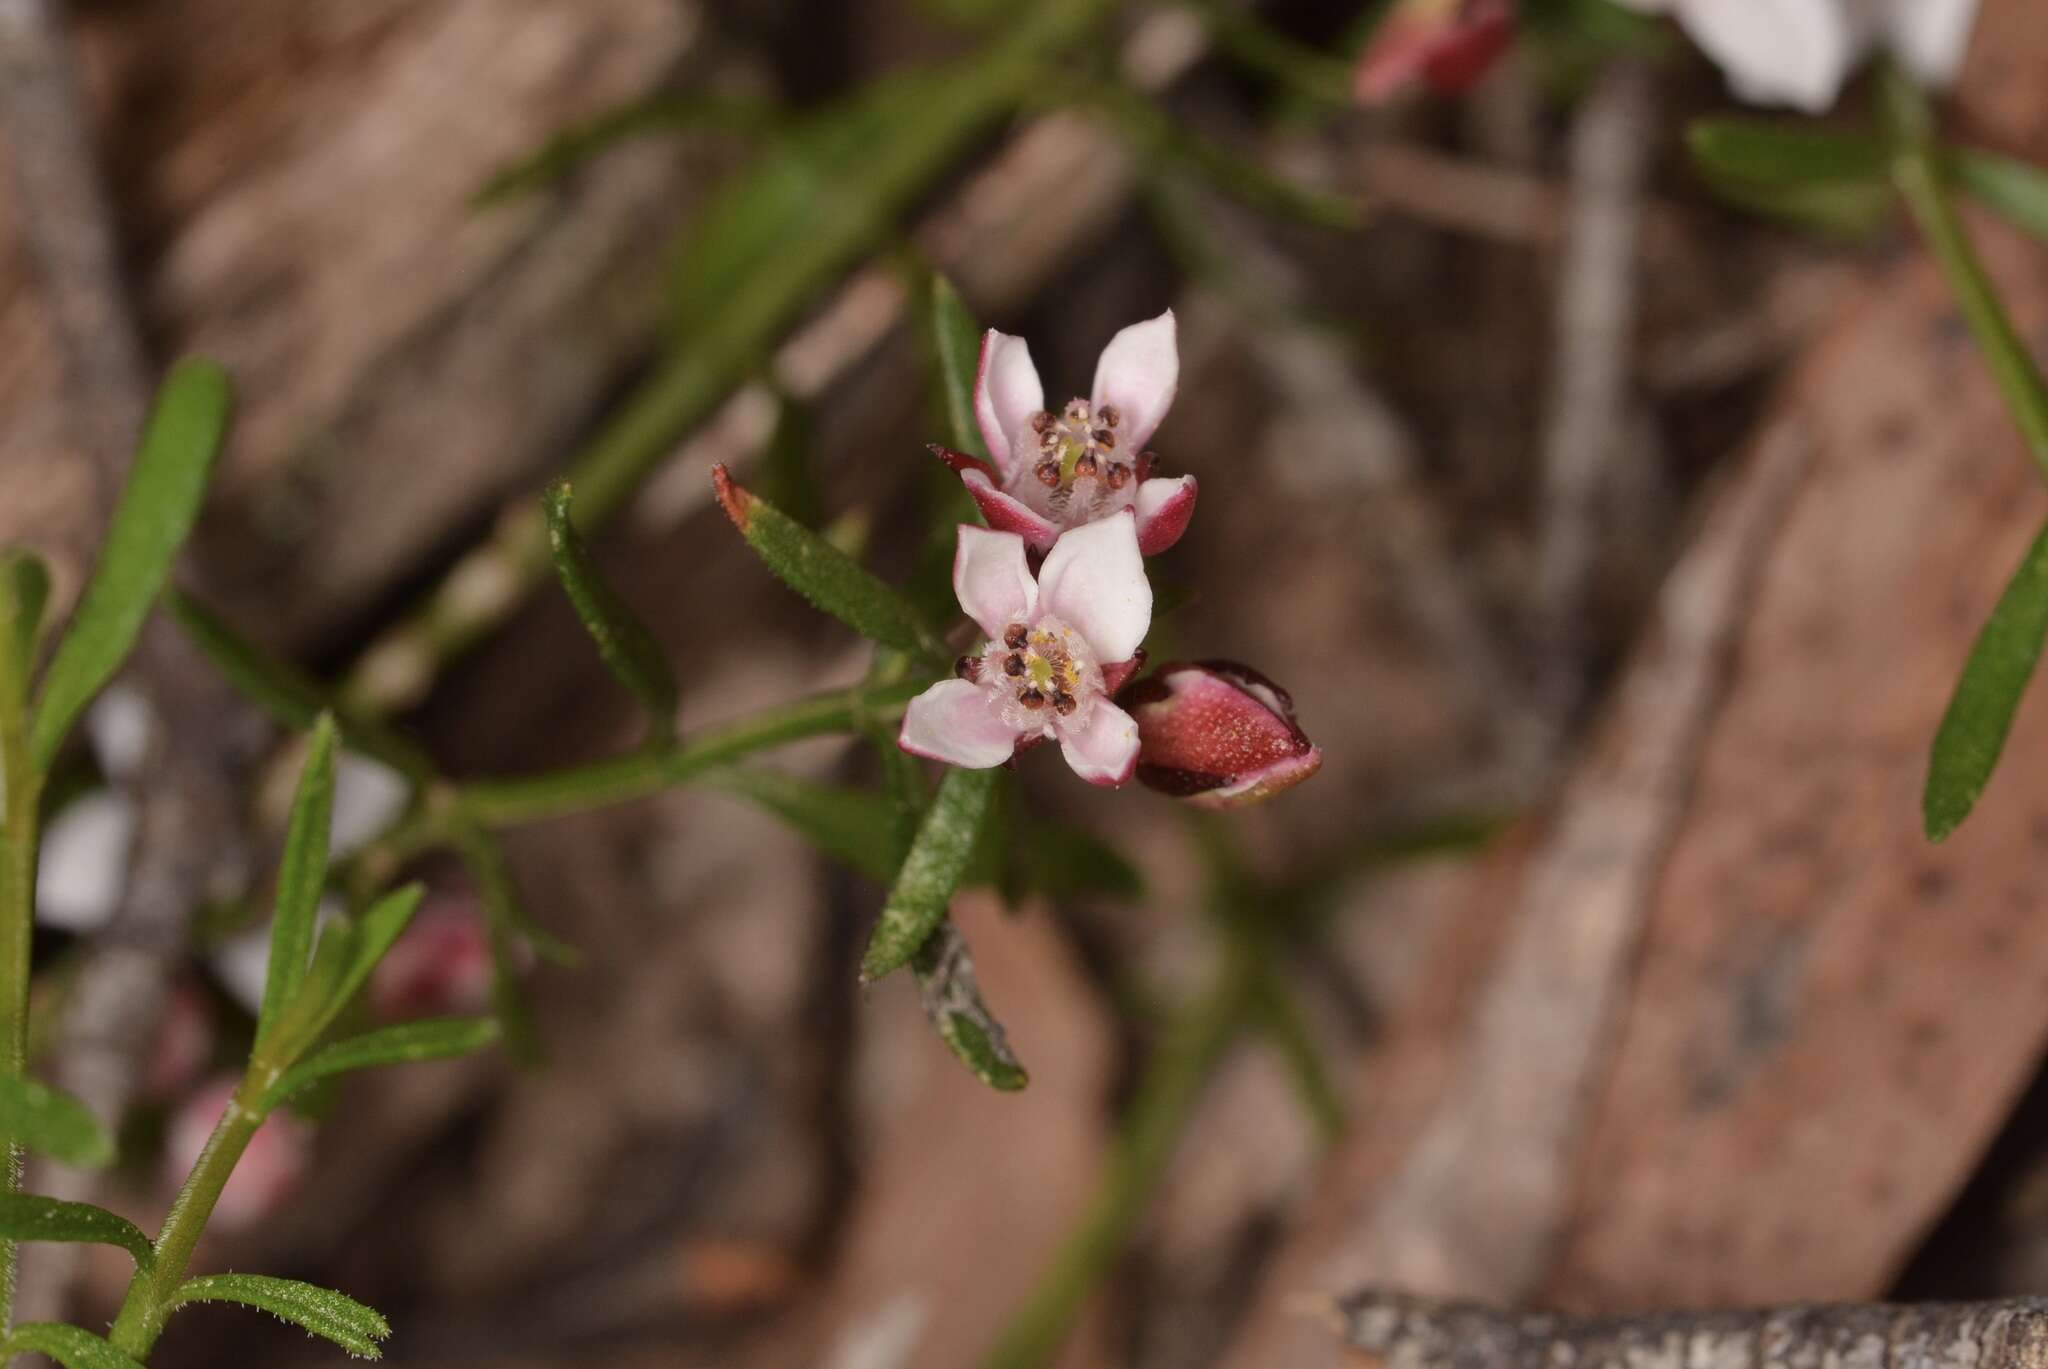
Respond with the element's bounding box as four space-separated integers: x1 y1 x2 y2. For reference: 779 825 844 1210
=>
934 312 1197 557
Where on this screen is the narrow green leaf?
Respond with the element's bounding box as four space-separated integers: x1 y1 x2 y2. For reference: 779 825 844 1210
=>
859 765 1000 981
258 715 339 1047
272 884 424 1062
705 769 900 883
261 1017 501 1112
31 358 232 771
0 1076 114 1168
1925 518 2048 840
167 1273 390 1360
1686 118 1896 240
714 467 944 658
2 552 51 678
1951 147 2048 246
475 91 775 205
0 1194 151 1269
931 275 986 459
542 480 678 737
1686 119 1889 186
5 1323 148 1369
912 920 1027 1090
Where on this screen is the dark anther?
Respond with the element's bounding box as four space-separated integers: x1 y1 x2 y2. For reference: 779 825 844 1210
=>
954 655 981 680
1052 691 1078 716
1099 404 1121 427
1106 462 1131 490
1004 653 1026 676
1074 452 1099 478
1030 410 1055 434
1019 688 1047 709
1035 460 1061 487
1092 428 1116 449
1004 623 1029 649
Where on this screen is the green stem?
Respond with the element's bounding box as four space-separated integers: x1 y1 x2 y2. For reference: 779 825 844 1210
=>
0 579 39 1331
983 961 1252 1369
457 677 923 828
1889 88 2048 478
107 1073 267 1357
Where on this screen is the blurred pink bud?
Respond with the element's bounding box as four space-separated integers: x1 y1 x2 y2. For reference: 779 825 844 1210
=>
369 894 493 1022
1354 0 1515 104
139 982 216 1104
1120 660 1322 807
164 1076 311 1232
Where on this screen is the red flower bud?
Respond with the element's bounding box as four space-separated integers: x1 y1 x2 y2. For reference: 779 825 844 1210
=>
1120 660 1322 807
1354 0 1515 105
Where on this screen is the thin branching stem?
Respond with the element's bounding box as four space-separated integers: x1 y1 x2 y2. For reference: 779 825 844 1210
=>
1888 73 2048 479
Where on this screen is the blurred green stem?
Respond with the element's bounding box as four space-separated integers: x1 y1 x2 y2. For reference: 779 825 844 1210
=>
0 581 35 1328
983 957 1251 1369
1887 72 2048 478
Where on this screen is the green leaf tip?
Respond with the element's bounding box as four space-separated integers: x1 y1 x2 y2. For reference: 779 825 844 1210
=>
258 713 340 1046
31 357 233 771
713 465 945 659
860 766 1001 983
541 477 679 735
0 1194 152 1269
170 1273 390 1360
1924 519 2048 842
0 1077 116 1168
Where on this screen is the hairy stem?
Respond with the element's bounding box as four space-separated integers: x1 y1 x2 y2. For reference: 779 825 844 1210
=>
0 574 39 1330
107 1072 267 1358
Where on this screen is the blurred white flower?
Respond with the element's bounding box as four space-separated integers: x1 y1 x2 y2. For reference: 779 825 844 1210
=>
1617 0 1977 112
36 792 137 933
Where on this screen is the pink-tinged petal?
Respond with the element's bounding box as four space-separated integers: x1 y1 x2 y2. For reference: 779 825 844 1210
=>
952 525 1037 639
1090 311 1178 451
899 679 1020 769
1134 474 1197 556
1123 660 1321 807
1056 699 1141 786
975 329 1044 480
1036 511 1151 664
1099 648 1147 699
929 442 999 483
960 469 1059 552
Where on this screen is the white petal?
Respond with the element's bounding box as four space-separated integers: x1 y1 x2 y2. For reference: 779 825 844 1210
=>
36 792 136 933
1035 511 1151 665
899 679 1020 769
1056 699 1141 786
1881 0 1976 86
331 753 410 857
952 525 1037 640
1090 311 1179 452
974 329 1044 480
1673 0 1864 112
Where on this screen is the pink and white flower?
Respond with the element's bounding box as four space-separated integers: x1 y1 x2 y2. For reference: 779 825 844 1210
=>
899 515 1152 786
369 892 493 1022
936 311 1197 557
1614 0 1977 113
1121 660 1322 807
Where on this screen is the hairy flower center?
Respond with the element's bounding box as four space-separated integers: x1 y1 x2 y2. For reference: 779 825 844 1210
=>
977 615 1102 732
1006 399 1137 524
